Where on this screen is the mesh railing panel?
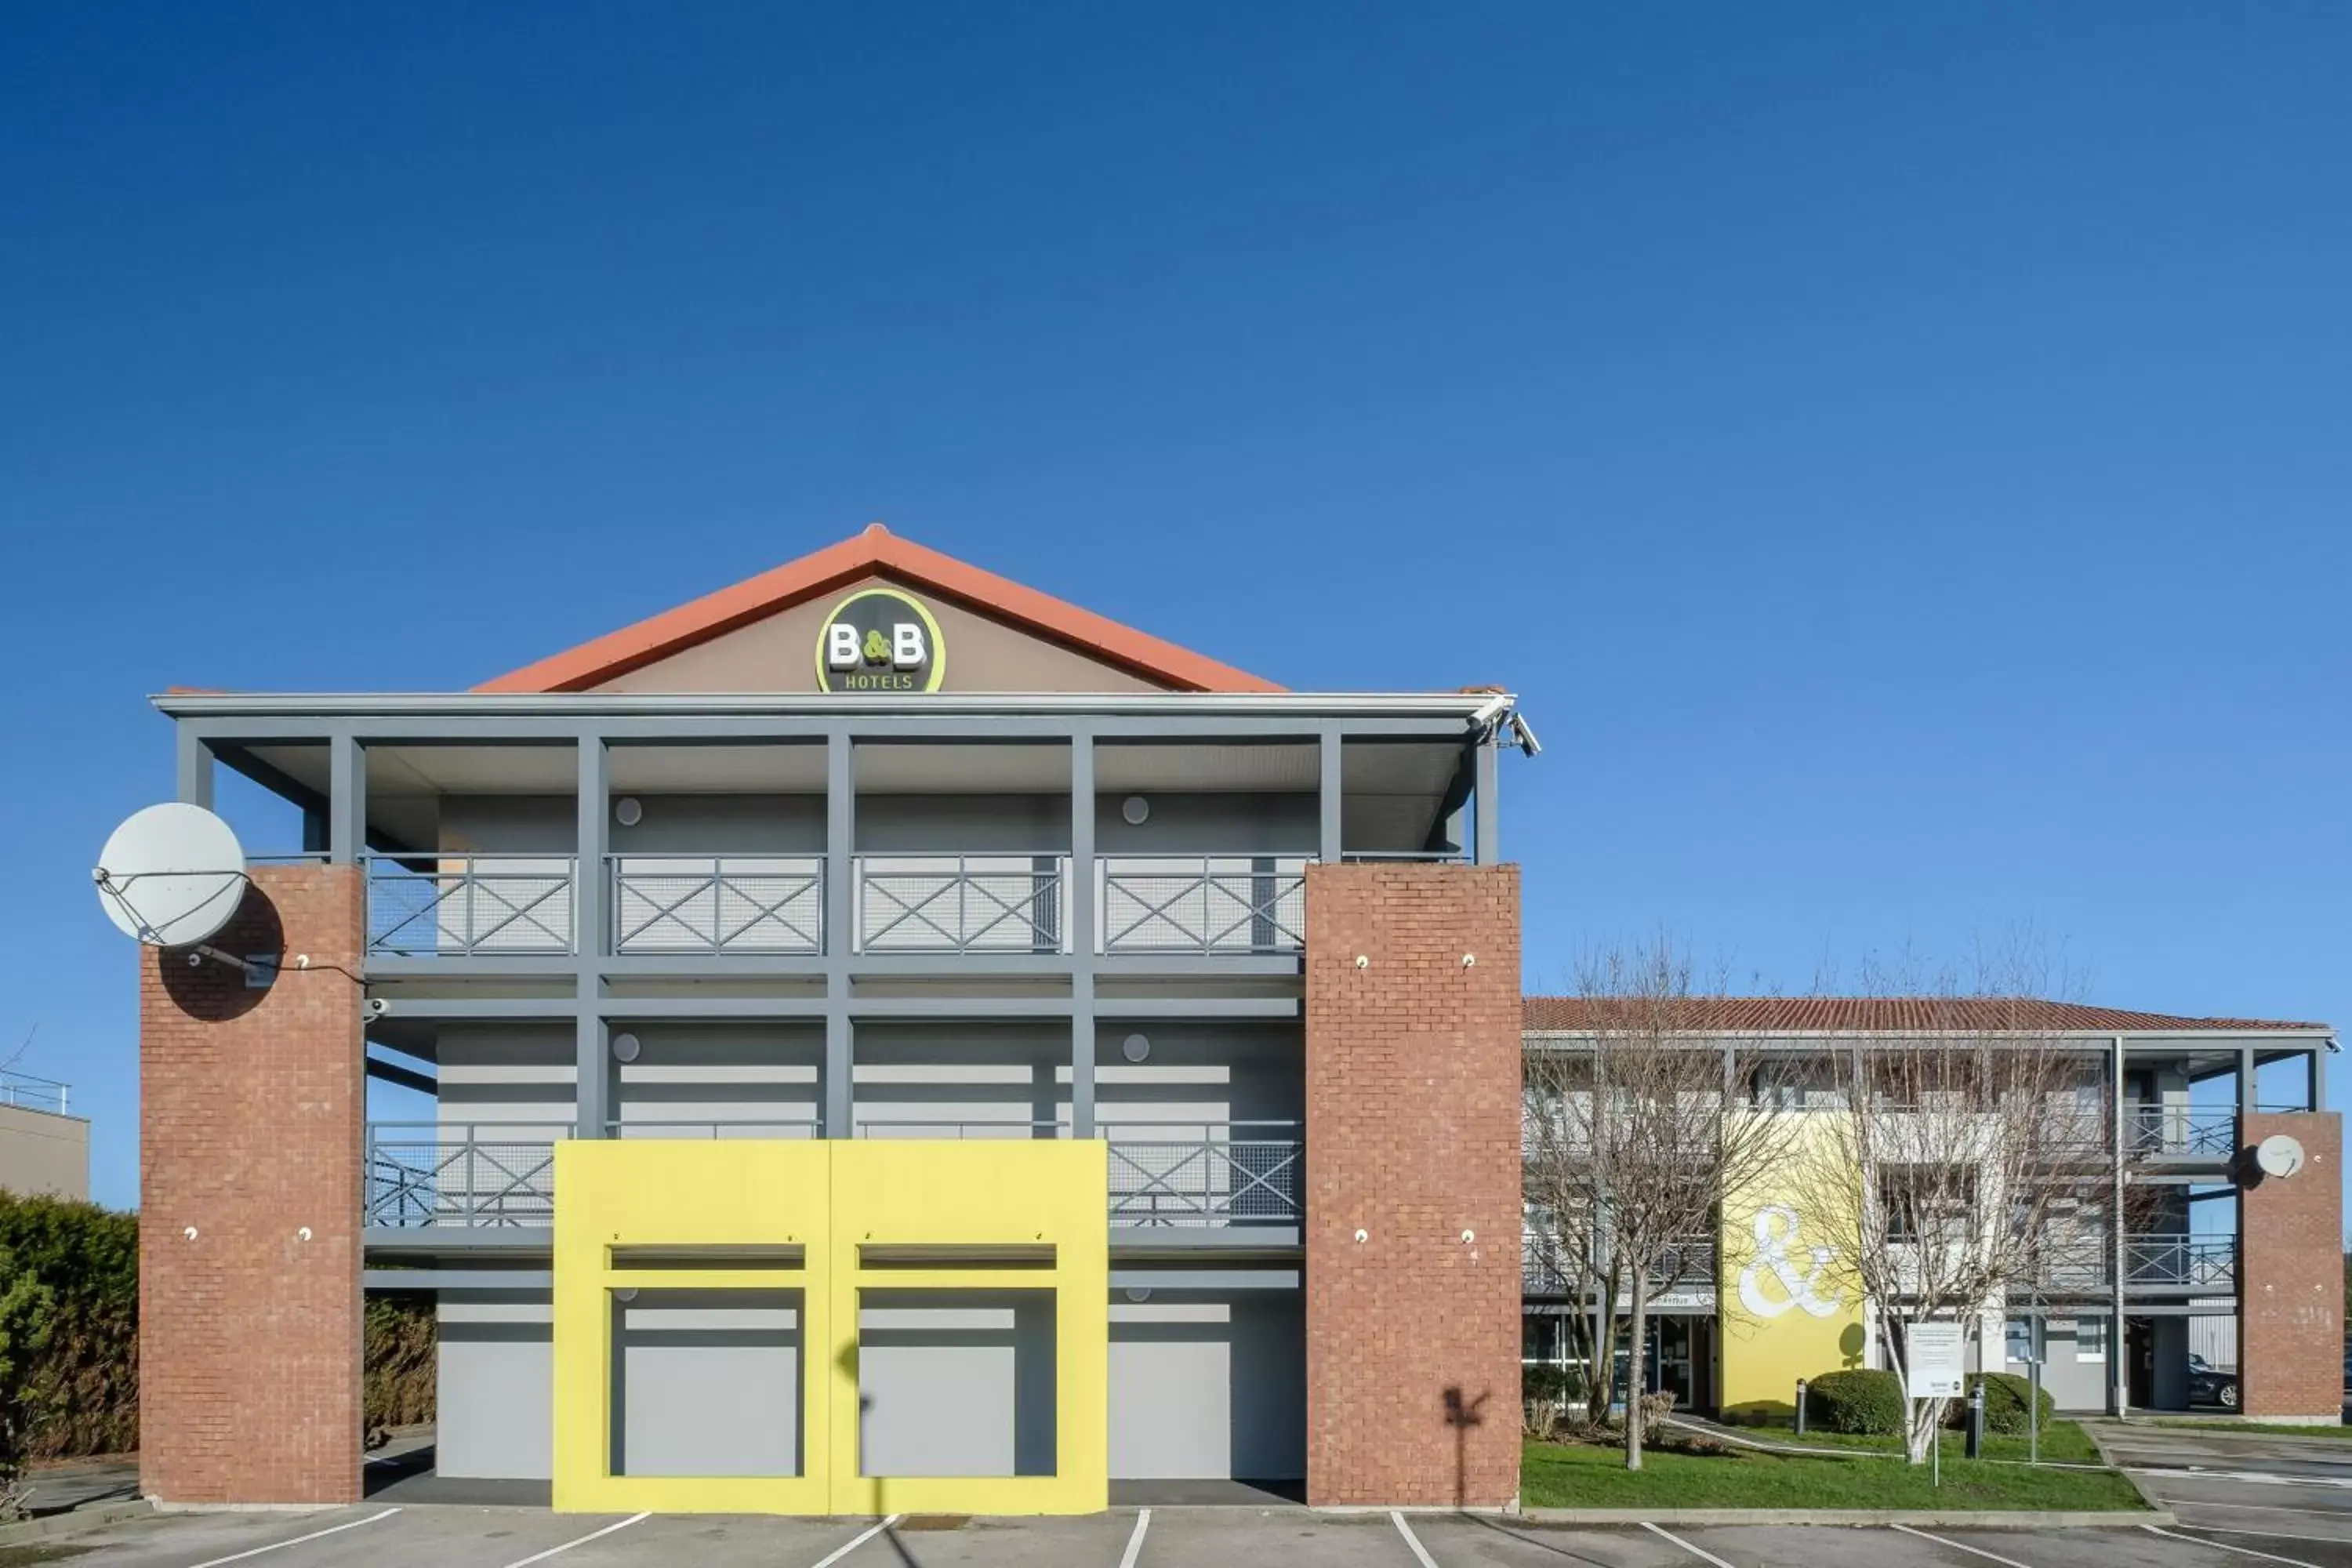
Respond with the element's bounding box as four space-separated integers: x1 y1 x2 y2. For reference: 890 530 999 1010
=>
1105 1138 1302 1228
855 856 1067 953
365 1135 561 1227
1099 858 1308 953
610 857 822 954
366 858 575 956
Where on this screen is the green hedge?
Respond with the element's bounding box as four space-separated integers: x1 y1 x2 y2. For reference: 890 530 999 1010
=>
365 1294 437 1433
1949 1371 2055 1435
1803 1368 1905 1434
1523 1364 1584 1403
0 1195 137 1460
0 1196 438 1460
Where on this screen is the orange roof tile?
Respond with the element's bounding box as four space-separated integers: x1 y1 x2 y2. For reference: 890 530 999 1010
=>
477 522 1283 695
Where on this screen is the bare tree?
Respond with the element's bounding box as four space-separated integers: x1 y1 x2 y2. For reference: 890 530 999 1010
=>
1791 957 2114 1463
1524 942 1806 1469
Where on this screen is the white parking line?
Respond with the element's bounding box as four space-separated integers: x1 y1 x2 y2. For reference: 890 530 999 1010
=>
809 1514 903 1568
1889 1523 2035 1568
2142 1523 2325 1566
2175 1524 2352 1547
499 1512 648 1568
1119 1508 1152 1568
1639 1521 1736 1568
1391 1512 1440 1568
2133 1467 2352 1490
186 1508 401 1568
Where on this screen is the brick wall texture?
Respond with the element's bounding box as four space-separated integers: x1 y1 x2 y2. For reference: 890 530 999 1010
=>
1303 862 1522 1508
140 864 364 1504
2238 1110 2343 1420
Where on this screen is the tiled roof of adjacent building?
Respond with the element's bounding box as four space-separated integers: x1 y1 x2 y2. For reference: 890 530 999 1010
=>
1521 996 2331 1034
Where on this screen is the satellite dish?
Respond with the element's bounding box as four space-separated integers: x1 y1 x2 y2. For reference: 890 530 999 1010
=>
2256 1134 2306 1180
93 803 249 948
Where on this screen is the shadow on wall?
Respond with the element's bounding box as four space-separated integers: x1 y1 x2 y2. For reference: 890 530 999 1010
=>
1443 1385 1490 1509
156 884 283 1021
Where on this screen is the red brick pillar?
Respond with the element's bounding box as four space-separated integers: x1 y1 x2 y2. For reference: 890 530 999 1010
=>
1303 862 1522 1508
140 865 364 1504
2238 1111 2342 1420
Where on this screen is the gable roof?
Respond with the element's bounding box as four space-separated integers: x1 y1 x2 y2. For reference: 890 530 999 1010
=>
1522 996 2330 1035
477 523 1283 695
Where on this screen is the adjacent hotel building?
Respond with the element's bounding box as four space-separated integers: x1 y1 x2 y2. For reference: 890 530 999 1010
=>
138 524 2338 1512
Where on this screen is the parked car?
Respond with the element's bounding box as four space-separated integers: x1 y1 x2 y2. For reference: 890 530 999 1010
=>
2187 1353 2240 1410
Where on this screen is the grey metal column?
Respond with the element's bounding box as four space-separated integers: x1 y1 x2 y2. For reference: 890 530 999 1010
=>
328 735 366 865
575 737 610 1140
825 732 854 1138
2238 1046 2258 1116
1474 739 1499 865
1319 729 1343 862
1071 734 1097 1138
2109 1032 2125 1416
176 728 214 809
2312 1047 2326 1116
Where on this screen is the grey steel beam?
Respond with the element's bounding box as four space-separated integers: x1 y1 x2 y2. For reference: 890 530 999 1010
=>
1097 954 1301 982
158 689 1504 720
1107 1225 1301 1252
365 1270 554 1291
328 735 366 865
366 956 583 981
1474 739 1499 864
172 712 1481 742
364 1226 552 1253
2239 1047 2257 1115
1107 1270 1301 1291
2110 1031 2125 1417
1071 733 1098 1138
365 1056 437 1096
1094 997 1301 1019
1319 729 1343 861
603 954 828 981
576 737 611 1141
380 999 579 1022
176 727 215 808
825 731 853 1138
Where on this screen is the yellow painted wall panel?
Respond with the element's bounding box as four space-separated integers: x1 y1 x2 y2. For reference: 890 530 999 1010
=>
1717 1112 1866 1418
551 1138 1106 1516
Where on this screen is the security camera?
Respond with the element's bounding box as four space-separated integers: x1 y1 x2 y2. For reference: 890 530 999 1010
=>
364 996 391 1020
1510 713 1543 759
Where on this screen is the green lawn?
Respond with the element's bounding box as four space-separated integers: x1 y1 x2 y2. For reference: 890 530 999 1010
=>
1712 1417 2103 1464
1521 1438 2149 1511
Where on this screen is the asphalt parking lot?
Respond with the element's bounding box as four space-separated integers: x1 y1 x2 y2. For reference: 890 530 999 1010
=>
2090 1418 2352 1563
33 1502 2352 1568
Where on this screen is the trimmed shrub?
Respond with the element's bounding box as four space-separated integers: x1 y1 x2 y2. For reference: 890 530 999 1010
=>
365 1294 437 1436
1948 1371 2055 1435
1802 1368 1905 1435
1523 1363 1584 1403
0 1196 136 1461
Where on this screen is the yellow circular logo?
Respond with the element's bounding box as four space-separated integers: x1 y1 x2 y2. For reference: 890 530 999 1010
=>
815 588 947 692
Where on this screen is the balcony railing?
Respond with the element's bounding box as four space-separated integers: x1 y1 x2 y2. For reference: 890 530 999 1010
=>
1105 1121 1303 1229
2127 1105 2238 1160
605 1118 822 1139
1522 1233 1717 1296
2023 1234 2239 1292
362 1121 1301 1231
365 855 575 957
365 1123 564 1228
1097 856 1308 955
2127 1234 2235 1290
0 1071 69 1117
854 855 1070 954
607 855 822 955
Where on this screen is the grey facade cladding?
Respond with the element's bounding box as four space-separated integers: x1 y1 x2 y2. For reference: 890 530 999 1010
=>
171 688 1507 1485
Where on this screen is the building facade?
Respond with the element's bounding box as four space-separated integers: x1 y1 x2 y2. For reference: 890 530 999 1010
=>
0 1072 86 1201
139 525 1524 1510
1521 999 2342 1422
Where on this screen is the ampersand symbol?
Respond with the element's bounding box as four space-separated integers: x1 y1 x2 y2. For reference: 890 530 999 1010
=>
1736 1204 1844 1320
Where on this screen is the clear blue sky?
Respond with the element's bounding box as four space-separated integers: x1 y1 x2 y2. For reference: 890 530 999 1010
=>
4 5 2347 1210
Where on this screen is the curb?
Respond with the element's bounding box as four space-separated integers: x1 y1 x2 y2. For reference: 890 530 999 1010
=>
0 1499 153 1546
1519 1507 2172 1528
2081 1425 2178 1514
